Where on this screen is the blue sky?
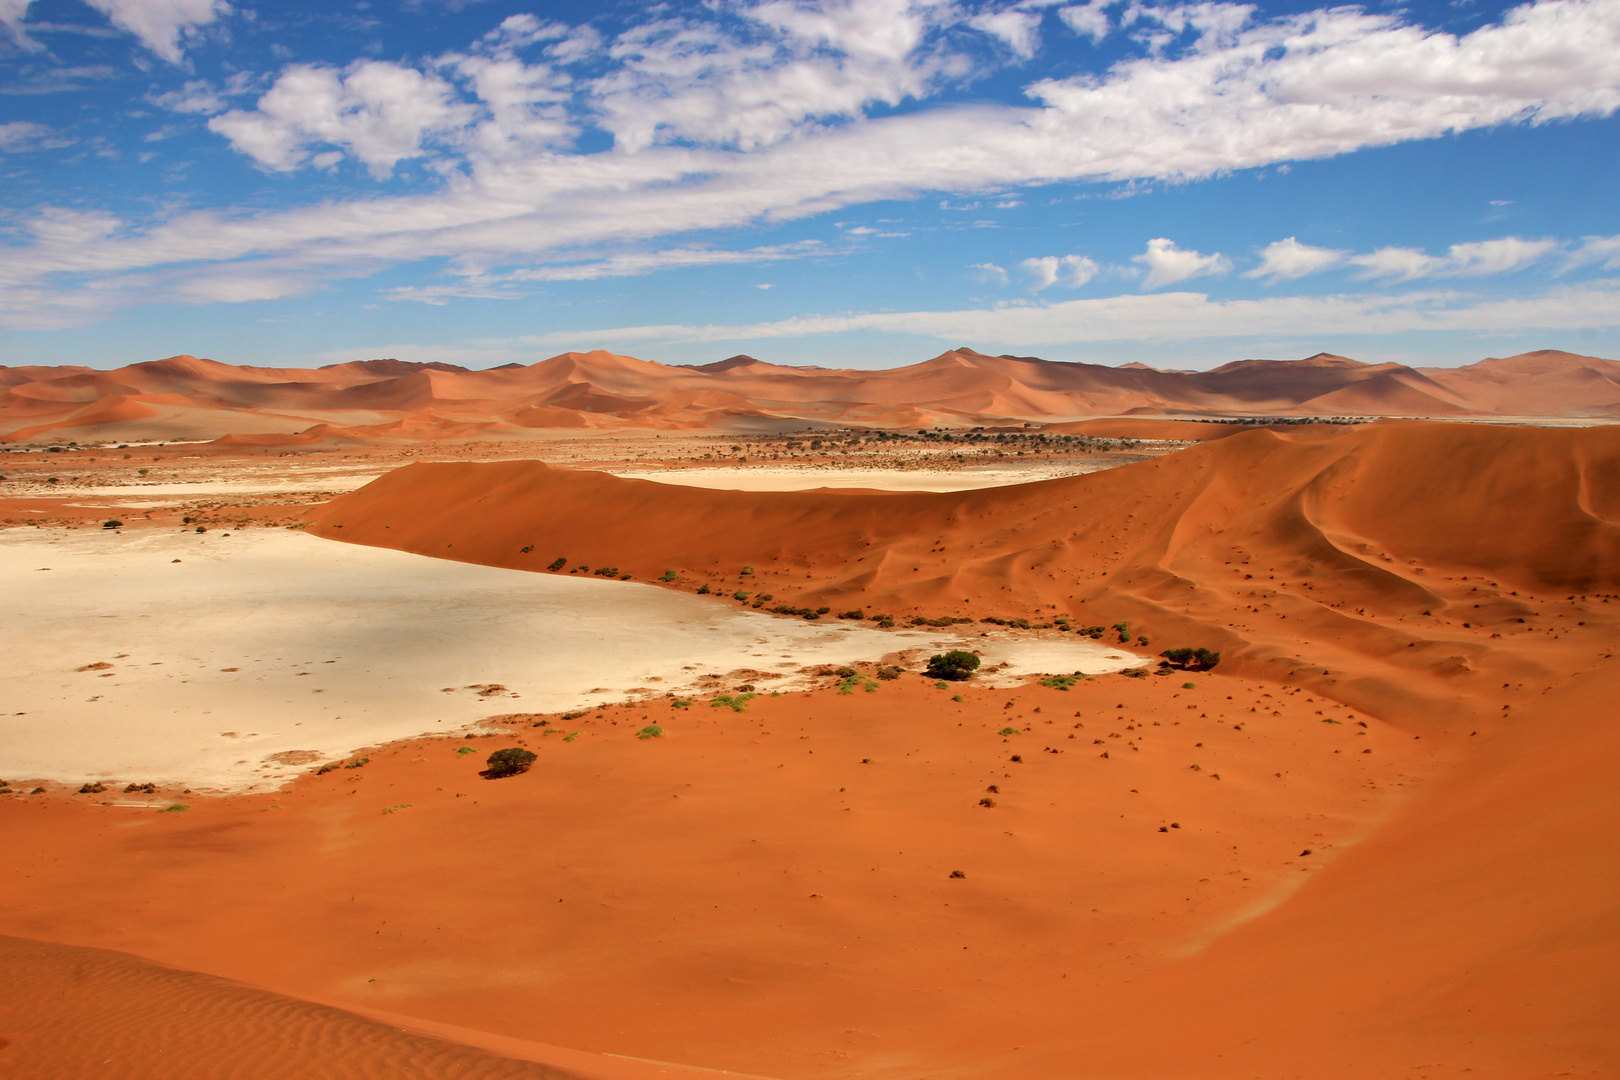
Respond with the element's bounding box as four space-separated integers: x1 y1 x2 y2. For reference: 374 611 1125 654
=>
2 0 1619 371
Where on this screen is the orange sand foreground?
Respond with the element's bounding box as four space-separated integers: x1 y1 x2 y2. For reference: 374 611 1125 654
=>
2 420 1618 1079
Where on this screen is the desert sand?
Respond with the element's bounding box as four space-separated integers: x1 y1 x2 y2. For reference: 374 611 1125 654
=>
2 410 1618 1078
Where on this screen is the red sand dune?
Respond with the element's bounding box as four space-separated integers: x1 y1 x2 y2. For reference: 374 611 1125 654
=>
3 420 1618 1077
3 347 1618 443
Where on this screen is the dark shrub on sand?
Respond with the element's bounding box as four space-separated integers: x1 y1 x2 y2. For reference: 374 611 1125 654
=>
483 747 537 779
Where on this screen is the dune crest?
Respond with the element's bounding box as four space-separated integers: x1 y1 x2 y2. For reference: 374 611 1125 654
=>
310 421 1620 722
4 348 1617 443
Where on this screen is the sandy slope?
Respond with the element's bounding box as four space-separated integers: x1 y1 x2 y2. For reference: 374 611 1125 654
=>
2 419 1618 1077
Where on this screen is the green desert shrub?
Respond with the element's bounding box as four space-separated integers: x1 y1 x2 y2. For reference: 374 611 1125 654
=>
710 693 757 712
636 725 664 740
103 519 123 529
697 584 711 595
1160 648 1222 671
547 557 567 571
659 569 677 581
484 747 537 778
998 726 1022 736
838 610 864 620
734 590 751 601
520 545 533 553
875 665 903 680
78 781 106 794
1039 674 1080 690
925 651 981 681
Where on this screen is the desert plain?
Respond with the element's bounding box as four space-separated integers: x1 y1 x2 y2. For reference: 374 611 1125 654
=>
1 347 1618 1079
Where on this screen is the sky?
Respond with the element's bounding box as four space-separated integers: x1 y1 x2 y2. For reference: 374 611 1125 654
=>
1 0 1619 372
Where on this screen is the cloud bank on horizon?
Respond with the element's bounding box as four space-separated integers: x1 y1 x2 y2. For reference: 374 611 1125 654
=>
1 0 1618 369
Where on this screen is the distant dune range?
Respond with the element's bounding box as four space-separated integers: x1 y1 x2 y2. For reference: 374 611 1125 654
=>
4 347 1620 443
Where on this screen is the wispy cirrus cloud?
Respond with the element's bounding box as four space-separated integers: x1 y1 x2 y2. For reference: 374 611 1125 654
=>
504 280 1620 349
1352 237 1559 281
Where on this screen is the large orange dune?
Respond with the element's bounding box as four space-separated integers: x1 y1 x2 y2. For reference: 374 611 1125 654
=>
3 420 1618 1078
3 347 1618 443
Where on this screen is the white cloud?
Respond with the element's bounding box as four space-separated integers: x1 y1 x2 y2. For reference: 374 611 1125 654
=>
1059 1 1114 43
1245 236 1349 282
501 241 824 282
1444 236 1559 275
82 0 229 63
1352 236 1557 281
1134 238 1229 289
506 280 1620 349
1020 253 1100 289
971 262 1010 285
969 10 1042 58
208 61 476 178
1565 232 1620 270
0 120 50 150
0 0 39 50
589 1 960 153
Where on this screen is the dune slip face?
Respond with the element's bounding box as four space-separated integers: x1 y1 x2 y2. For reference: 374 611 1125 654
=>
309 420 1620 730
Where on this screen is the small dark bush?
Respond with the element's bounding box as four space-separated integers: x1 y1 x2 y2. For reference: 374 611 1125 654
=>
1160 648 1222 671
547 557 567 571
636 725 664 740
484 747 537 778
659 569 677 581
520 545 533 553
103 519 123 529
78 781 106 794
123 781 156 793
815 606 830 615
875 665 902 680
697 584 711 595
344 757 369 769
838 610 864 620
834 666 857 678
925 650 981 681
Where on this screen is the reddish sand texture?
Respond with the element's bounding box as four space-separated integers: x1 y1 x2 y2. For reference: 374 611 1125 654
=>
3 419 1619 1077
4 347 1619 444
